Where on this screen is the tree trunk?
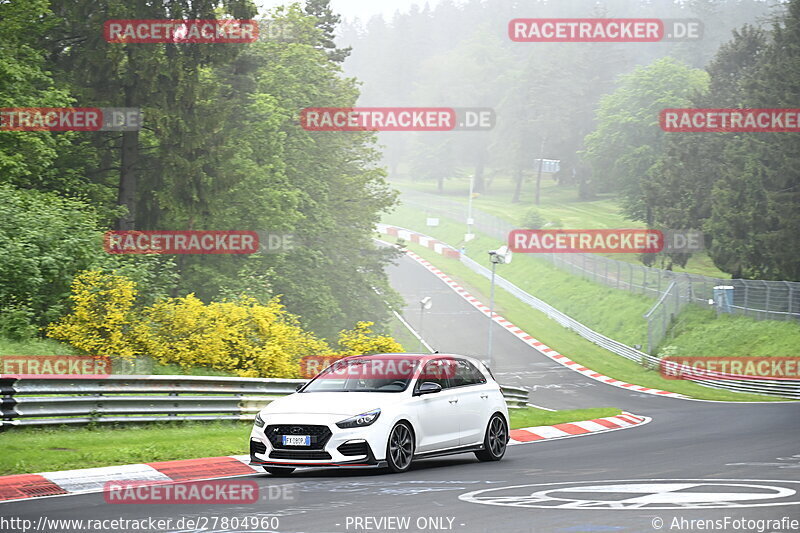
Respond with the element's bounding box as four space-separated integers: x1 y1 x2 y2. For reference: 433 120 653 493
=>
116 129 139 230
511 165 523 203
534 159 544 206
534 138 545 205
116 62 139 231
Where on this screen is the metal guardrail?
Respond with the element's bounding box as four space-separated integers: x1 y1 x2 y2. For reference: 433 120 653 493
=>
500 386 529 408
460 255 661 370
463 250 800 400
0 375 531 428
0 375 303 427
385 224 800 400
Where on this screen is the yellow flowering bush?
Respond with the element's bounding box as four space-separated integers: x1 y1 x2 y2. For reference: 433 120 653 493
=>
47 271 405 378
139 295 329 378
335 321 404 356
46 271 142 359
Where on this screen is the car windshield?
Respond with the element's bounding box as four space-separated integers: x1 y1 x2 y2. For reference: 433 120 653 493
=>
302 358 419 393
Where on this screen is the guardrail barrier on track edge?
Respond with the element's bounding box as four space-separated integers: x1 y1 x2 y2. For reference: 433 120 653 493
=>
379 223 800 401
0 375 532 428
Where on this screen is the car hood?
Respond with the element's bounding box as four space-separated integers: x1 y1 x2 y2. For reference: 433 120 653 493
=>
263 391 406 417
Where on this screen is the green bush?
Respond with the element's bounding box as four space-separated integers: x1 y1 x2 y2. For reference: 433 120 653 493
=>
0 185 176 337
522 208 547 229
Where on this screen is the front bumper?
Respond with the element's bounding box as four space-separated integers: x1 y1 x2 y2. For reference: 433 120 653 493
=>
249 413 388 468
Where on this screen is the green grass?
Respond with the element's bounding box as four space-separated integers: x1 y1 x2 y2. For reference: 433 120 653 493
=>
509 407 622 429
0 420 254 475
385 203 800 361
385 204 654 347
388 314 423 353
398 240 787 402
0 407 623 476
0 337 78 356
661 306 800 358
394 178 730 278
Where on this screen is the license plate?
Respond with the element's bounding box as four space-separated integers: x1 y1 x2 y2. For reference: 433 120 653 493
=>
282 435 311 446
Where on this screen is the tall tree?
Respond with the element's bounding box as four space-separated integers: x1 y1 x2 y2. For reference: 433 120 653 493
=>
706 2 800 279
645 25 768 269
304 0 351 63
47 0 258 230
583 57 709 222
0 0 73 188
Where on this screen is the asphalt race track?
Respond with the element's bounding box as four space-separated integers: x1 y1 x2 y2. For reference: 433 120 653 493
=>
3 253 799 533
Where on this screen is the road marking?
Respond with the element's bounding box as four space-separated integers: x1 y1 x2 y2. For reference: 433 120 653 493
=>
459 479 800 510
727 455 800 469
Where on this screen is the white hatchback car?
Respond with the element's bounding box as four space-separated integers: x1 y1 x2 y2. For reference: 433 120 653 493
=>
249 353 510 475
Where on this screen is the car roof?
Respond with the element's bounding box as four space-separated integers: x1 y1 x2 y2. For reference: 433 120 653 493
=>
345 353 486 365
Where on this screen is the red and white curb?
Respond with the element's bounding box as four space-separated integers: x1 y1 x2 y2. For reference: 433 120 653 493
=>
0 455 260 503
0 413 650 503
509 412 650 445
378 224 684 399
378 223 462 259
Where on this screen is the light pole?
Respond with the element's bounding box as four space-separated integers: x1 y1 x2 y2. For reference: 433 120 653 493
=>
419 296 432 352
487 246 512 367
535 137 546 206
465 174 475 243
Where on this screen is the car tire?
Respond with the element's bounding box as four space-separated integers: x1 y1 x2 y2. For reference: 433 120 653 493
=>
385 422 415 473
263 466 295 476
475 414 508 462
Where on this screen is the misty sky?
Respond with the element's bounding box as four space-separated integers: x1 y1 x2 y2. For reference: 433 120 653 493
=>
254 0 452 22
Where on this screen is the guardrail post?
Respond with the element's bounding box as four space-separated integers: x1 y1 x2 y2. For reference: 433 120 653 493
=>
1 379 16 430
765 282 772 319
169 391 178 417
743 283 750 317
629 263 634 292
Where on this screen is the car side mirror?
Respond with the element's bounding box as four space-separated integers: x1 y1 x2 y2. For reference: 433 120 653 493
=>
416 382 442 396
295 383 306 392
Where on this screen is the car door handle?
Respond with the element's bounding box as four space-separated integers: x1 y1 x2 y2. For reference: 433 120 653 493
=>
449 398 459 404
480 394 489 399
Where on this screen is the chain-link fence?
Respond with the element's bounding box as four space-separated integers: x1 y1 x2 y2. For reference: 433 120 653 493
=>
382 223 800 399
399 189 800 353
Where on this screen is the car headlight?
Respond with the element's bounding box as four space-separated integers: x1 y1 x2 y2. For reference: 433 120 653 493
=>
254 412 265 428
336 408 381 429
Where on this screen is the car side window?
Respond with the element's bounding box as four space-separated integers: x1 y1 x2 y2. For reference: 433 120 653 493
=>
418 359 452 390
451 359 487 387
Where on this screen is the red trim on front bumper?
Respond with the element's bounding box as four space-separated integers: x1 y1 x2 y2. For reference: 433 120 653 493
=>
251 460 375 467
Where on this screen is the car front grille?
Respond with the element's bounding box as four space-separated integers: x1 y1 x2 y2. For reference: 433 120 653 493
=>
269 450 332 460
265 424 332 450
337 441 369 456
